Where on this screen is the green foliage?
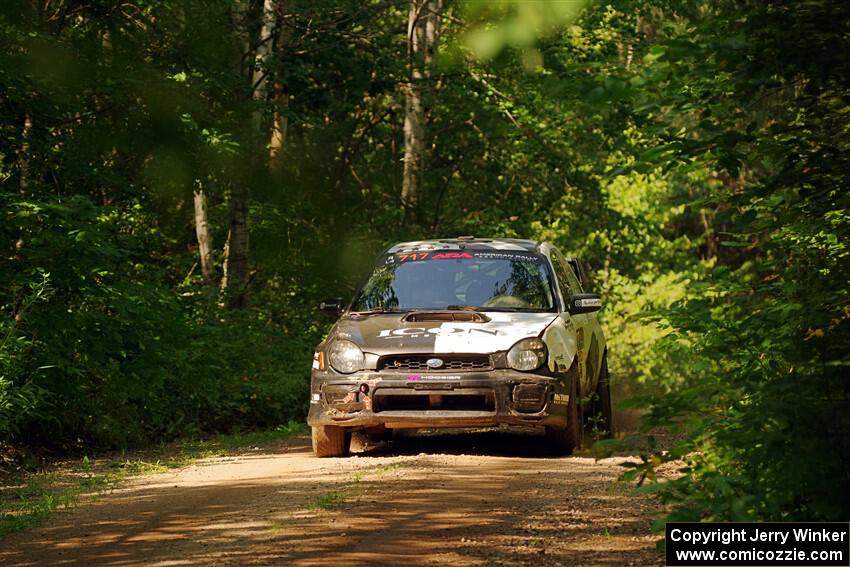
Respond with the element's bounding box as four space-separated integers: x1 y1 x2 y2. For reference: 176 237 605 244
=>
0 0 336 450
0 272 52 440
461 0 587 61
590 0 850 522
307 490 347 511
305 462 402 510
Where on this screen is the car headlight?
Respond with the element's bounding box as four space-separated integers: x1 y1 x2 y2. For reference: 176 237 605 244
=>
328 340 364 374
507 338 548 371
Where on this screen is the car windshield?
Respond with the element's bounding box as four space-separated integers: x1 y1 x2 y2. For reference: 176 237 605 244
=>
351 250 556 312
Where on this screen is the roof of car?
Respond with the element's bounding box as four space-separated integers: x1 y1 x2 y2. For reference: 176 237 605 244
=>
386 237 540 254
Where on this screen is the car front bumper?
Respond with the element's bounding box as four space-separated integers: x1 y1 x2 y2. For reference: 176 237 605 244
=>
307 369 569 430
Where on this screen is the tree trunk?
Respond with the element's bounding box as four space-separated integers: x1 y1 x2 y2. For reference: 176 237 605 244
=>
231 0 251 80
220 0 251 305
268 81 288 170
15 113 32 253
267 3 291 170
220 186 250 308
220 0 279 307
193 188 213 281
401 0 443 212
252 0 278 132
699 207 717 259
19 113 32 195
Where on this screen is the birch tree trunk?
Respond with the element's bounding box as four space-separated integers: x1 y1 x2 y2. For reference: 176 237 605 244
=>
193 187 213 281
401 0 443 211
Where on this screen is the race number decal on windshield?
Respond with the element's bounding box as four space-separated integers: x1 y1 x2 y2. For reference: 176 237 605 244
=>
396 252 429 262
390 250 533 263
393 251 473 262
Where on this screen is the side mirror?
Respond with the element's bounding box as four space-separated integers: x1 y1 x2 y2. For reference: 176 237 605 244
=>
319 298 345 319
568 293 602 314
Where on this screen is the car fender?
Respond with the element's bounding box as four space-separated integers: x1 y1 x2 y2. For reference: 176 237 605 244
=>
541 315 579 378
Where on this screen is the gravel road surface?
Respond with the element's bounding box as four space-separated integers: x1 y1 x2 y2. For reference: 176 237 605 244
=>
1 430 663 566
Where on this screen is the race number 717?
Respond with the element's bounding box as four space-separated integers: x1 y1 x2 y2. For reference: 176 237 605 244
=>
397 253 429 262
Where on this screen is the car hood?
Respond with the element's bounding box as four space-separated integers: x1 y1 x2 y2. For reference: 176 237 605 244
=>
332 311 558 355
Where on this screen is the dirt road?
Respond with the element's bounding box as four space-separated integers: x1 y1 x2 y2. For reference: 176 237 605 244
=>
1 431 663 566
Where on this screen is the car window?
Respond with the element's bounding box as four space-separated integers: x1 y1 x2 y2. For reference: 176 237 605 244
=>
568 258 590 292
549 254 574 305
563 259 583 293
352 250 556 312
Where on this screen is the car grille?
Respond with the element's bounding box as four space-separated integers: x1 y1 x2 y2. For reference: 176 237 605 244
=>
373 392 495 412
377 354 492 372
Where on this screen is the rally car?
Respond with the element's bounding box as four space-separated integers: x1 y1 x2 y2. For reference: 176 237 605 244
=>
307 236 612 457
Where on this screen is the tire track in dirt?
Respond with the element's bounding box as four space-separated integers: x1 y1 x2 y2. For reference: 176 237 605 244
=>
0 431 663 566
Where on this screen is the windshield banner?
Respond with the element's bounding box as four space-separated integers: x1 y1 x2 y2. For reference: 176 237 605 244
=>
387 250 539 264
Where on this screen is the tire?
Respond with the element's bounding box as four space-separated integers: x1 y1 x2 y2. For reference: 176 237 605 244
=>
596 354 614 437
545 372 582 455
586 352 614 437
311 425 351 458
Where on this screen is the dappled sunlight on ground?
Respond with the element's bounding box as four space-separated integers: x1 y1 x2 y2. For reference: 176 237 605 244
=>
1 432 662 566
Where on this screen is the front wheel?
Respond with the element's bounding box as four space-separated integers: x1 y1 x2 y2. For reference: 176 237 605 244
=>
596 354 614 437
586 352 614 437
311 425 351 458
545 372 582 455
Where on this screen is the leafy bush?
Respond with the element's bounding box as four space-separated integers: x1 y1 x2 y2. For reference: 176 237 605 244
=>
596 0 850 523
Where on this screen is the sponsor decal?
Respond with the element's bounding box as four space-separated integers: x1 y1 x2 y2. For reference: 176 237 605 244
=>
472 252 539 262
388 250 540 264
553 393 570 405
554 354 567 373
377 327 500 339
407 374 461 381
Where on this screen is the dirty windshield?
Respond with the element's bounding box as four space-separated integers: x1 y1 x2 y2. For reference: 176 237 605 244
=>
351 250 556 312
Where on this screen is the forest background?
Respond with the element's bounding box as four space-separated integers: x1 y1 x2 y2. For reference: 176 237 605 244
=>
2 0 848 524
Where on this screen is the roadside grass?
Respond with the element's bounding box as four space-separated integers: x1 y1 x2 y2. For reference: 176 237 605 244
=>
306 462 402 511
0 421 308 539
307 491 347 510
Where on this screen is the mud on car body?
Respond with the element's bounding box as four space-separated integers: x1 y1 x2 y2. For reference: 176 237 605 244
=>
308 237 612 457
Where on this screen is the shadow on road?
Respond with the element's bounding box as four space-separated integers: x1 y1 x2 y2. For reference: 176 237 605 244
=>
355 427 604 459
